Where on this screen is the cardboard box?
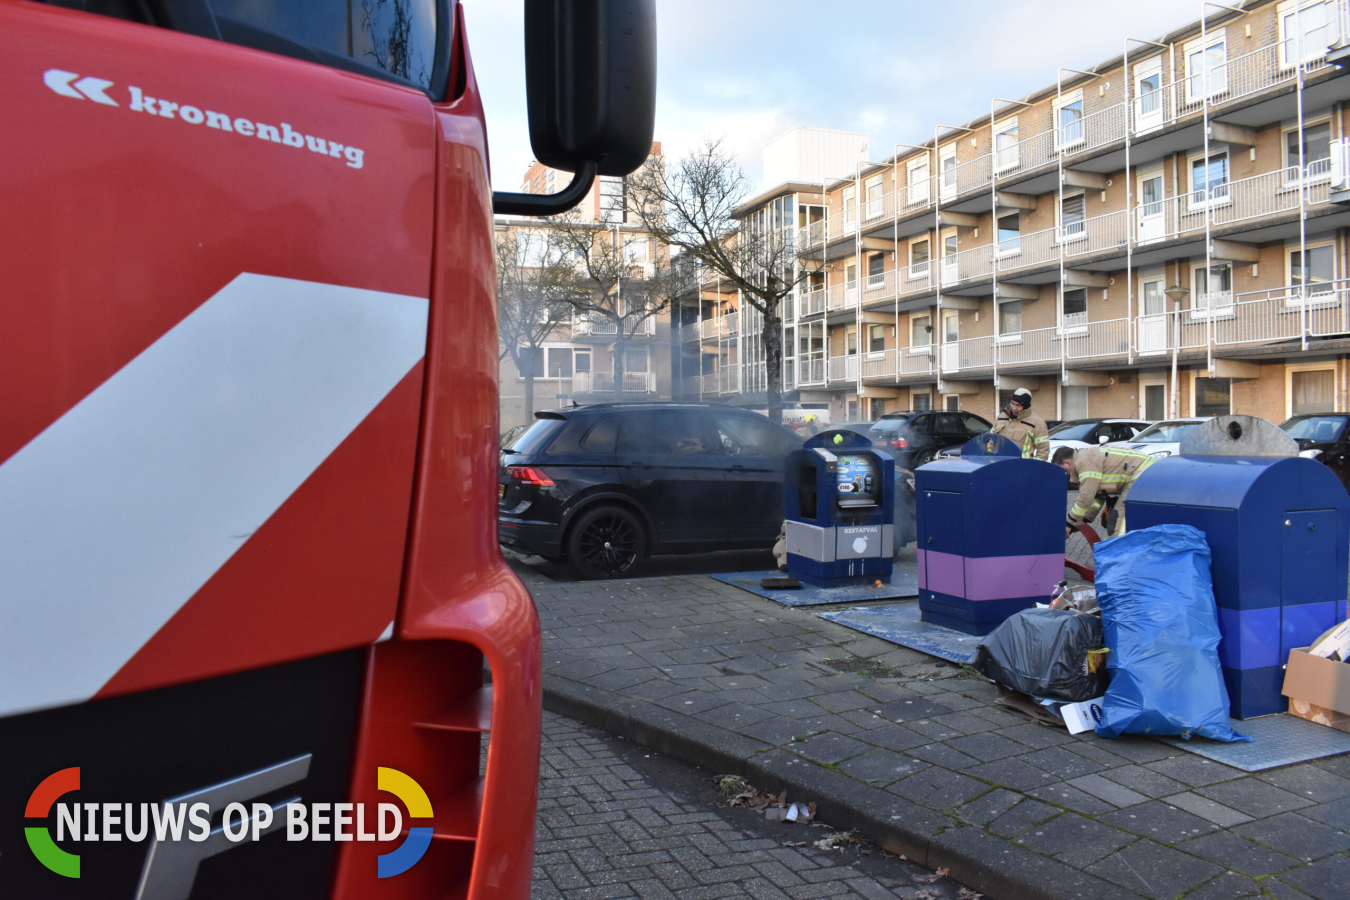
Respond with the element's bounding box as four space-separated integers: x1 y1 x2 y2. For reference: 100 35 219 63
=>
1282 647 1350 734
1059 697 1105 735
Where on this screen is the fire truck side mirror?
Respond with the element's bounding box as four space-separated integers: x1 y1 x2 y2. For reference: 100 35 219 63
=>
492 0 657 217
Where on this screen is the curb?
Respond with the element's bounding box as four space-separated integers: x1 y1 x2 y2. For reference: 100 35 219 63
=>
544 673 1144 900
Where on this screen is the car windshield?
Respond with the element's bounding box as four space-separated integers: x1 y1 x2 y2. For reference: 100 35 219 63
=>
1131 421 1200 442
506 417 563 455
871 419 908 434
1281 415 1348 442
1048 421 1099 441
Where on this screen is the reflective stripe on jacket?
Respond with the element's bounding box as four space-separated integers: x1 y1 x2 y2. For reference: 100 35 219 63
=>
992 410 1050 460
1068 446 1155 524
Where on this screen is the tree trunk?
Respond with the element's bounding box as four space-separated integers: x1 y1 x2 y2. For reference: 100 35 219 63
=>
523 367 536 425
612 317 626 399
763 300 784 424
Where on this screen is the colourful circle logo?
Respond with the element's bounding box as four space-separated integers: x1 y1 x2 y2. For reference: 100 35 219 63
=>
25 768 81 878
376 767 434 878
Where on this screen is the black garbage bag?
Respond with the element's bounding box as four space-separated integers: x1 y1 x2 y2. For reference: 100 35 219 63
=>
973 609 1106 702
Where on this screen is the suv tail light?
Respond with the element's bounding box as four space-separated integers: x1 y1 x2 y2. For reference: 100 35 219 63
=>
890 438 908 449
507 466 555 486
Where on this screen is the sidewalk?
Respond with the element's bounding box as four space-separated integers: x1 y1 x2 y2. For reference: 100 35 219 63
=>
516 559 1350 900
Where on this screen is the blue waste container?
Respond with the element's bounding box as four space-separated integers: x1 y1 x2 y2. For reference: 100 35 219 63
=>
784 429 895 587
1125 415 1350 719
915 433 1067 635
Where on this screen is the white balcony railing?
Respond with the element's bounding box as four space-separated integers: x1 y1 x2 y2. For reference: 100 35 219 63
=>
898 260 935 296
827 355 859 382
862 350 896 379
577 371 656 393
827 282 859 311
900 345 935 376
574 314 657 337
800 288 827 316
797 353 826 385
941 335 994 372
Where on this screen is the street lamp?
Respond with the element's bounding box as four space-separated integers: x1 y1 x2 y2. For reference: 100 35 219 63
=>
1163 284 1190 419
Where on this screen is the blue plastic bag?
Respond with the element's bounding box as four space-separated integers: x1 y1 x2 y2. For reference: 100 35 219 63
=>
1094 525 1250 743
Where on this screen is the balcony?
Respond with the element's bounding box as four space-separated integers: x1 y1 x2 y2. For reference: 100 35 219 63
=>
1132 280 1350 356
940 335 994 373
827 282 859 312
827 355 859 383
573 314 658 338
797 353 826 386
575 371 657 394
861 350 895 380
797 220 828 251
697 312 738 339
941 243 994 287
800 288 827 316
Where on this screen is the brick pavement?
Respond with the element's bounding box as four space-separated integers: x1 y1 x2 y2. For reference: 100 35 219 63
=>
534 710 976 900
517 558 1350 900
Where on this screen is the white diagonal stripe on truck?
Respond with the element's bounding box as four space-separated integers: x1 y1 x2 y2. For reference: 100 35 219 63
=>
0 273 428 717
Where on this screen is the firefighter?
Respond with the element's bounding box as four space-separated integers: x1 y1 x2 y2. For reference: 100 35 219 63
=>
991 388 1049 460
1052 444 1156 538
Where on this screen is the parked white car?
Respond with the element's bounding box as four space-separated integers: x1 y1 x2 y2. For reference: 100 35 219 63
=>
1104 417 1208 458
1047 418 1152 454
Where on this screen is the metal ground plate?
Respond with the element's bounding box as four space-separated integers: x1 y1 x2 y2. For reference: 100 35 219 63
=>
816 601 980 664
710 567 919 607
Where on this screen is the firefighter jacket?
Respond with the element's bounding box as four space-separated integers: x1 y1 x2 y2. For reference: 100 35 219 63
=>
1067 446 1157 525
992 410 1050 460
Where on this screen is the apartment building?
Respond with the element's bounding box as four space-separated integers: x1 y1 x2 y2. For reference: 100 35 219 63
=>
497 144 672 431
676 0 1350 427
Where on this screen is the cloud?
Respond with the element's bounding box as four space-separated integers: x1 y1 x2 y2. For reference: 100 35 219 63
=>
466 0 1204 189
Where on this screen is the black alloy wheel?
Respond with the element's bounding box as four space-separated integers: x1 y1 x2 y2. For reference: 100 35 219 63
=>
567 505 646 579
913 449 936 467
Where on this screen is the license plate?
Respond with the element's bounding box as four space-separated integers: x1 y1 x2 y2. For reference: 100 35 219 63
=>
498 484 506 498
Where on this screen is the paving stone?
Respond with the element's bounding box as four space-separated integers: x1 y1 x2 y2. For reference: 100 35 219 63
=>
857 723 929 753
984 798 1060 838
1021 745 1109 780
1177 830 1301 877
1197 776 1315 817
1027 782 1119 817
954 788 1023 827
886 766 991 811
966 757 1060 792
1235 811 1350 861
696 701 775 730
946 731 1027 762
995 722 1076 749
1259 763 1350 803
1015 812 1138 867
1300 795 1350 831
1099 800 1223 844
791 732 872 766
1085 838 1223 900
1098 764 1191 799
1277 852 1350 900
1144 755 1243 788
1066 773 1150 809
1161 791 1255 827
1181 872 1266 900
837 748 929 786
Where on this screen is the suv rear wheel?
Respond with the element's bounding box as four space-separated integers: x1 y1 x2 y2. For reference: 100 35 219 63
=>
567 505 646 579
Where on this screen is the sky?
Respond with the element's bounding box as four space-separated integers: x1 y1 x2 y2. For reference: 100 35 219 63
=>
463 0 1198 192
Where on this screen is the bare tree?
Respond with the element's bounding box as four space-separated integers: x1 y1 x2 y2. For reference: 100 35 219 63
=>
496 229 576 425
548 214 674 398
629 138 818 424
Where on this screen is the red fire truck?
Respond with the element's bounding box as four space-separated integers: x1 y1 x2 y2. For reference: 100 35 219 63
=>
0 1 654 897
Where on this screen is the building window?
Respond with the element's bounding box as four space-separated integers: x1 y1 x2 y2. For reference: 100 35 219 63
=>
870 397 888 420
1193 262 1234 311
1289 241 1337 295
598 175 626 223
867 252 885 289
909 238 931 275
1060 193 1086 241
1195 376 1232 416
940 144 958 197
1056 93 1084 148
944 395 961 412
1062 385 1089 420
845 326 858 355
999 299 1023 335
943 312 959 343
1189 152 1229 205
844 262 858 290
1292 368 1336 414
865 176 884 219
1185 33 1227 101
1279 0 1338 68
998 212 1021 255
912 391 932 411
994 118 1019 171
907 156 930 205
546 347 574 378
519 346 544 378
842 186 857 227
911 314 932 347
868 324 886 352
1284 120 1333 179
575 348 591 374
1062 288 1087 328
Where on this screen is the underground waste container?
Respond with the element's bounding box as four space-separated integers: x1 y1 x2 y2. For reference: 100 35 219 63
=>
1125 415 1350 719
784 429 895 587
915 433 1067 635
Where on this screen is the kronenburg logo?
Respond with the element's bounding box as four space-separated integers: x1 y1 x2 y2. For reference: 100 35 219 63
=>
25 767 81 878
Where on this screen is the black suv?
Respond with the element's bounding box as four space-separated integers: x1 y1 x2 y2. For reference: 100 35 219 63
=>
873 410 992 468
1280 413 1350 490
499 403 803 578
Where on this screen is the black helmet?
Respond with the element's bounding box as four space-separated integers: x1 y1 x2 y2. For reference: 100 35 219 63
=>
1011 388 1033 409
